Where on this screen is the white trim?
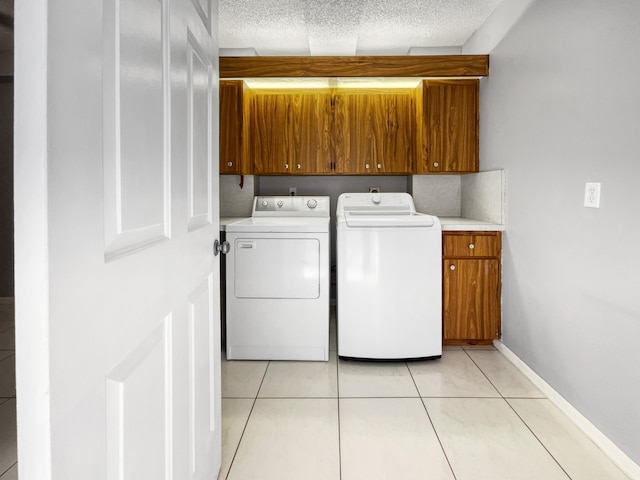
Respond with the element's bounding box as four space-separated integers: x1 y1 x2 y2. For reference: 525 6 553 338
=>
494 340 640 480
0 297 14 305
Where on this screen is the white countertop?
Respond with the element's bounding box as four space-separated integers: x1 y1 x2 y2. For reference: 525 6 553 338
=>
222 216 504 232
220 217 248 231
437 217 505 232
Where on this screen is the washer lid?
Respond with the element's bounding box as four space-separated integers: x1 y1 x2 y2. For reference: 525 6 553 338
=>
344 212 436 228
225 216 330 233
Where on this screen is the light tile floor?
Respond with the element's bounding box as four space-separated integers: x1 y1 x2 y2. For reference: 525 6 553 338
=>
0 301 16 479
221 311 630 480
0 301 632 480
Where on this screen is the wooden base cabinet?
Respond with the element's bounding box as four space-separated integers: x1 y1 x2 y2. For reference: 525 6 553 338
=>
443 231 501 345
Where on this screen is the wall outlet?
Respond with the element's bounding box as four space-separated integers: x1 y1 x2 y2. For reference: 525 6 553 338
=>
369 186 381 193
584 182 601 208
289 187 296 196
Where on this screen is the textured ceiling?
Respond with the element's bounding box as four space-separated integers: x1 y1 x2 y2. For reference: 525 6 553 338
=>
219 0 504 56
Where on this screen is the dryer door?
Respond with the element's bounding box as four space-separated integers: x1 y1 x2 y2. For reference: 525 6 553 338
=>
233 236 320 299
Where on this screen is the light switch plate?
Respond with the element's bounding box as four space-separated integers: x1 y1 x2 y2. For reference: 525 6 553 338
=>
584 182 601 208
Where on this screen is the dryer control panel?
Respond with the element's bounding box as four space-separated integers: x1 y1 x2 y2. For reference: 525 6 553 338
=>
253 196 330 217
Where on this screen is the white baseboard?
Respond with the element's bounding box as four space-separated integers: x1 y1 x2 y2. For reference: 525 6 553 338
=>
0 297 14 305
493 340 640 480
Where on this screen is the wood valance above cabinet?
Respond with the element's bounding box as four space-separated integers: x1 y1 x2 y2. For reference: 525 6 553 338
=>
220 55 489 78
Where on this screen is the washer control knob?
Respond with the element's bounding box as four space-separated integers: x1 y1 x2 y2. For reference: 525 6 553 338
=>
372 195 381 204
307 199 318 209
277 200 284 208
261 200 268 208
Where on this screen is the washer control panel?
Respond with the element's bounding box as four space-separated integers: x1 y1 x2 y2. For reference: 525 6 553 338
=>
337 192 415 214
253 196 330 217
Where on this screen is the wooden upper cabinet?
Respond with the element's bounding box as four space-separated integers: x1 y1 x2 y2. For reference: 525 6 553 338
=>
247 89 331 174
332 88 415 174
291 92 333 173
219 80 248 174
386 90 416 173
237 79 480 175
247 90 291 174
419 79 479 173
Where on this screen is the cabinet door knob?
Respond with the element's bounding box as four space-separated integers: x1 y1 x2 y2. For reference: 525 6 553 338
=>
284 163 289 169
377 163 382 169
227 161 233 167
468 243 475 249
365 163 370 169
449 264 456 271
296 163 301 169
433 162 439 167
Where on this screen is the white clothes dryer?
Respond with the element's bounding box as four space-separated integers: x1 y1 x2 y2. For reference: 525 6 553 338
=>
225 196 330 361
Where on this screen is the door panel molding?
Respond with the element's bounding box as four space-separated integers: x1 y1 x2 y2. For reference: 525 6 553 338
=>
103 0 172 262
106 316 174 480
190 0 212 33
186 30 213 232
187 275 216 477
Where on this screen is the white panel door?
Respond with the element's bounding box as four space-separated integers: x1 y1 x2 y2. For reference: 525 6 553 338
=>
14 0 221 478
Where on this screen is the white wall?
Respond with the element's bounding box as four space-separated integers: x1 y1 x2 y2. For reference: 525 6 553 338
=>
480 0 640 465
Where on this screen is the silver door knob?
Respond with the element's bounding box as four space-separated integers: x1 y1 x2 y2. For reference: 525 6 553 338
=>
296 164 301 169
377 163 382 169
227 161 233 167
433 162 439 167
214 239 230 256
468 243 475 249
284 163 289 169
449 264 456 271
365 163 370 169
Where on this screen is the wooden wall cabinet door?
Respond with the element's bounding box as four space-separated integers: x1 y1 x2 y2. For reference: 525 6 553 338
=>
291 92 333 174
419 79 479 173
385 91 416 173
247 90 292 174
247 89 331 174
219 80 249 174
442 231 501 344
332 89 415 174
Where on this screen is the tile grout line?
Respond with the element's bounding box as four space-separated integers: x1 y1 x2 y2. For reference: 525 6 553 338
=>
504 398 573 480
462 349 573 479
462 348 503 398
0 461 17 478
406 360 459 480
224 360 271 480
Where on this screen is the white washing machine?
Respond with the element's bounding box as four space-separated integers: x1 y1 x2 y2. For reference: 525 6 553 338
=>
225 196 330 361
336 192 442 360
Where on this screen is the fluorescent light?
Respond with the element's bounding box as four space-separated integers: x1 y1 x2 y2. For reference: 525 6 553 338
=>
242 77 422 89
